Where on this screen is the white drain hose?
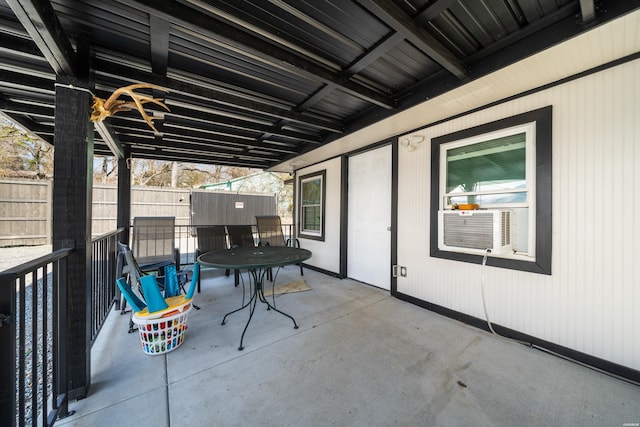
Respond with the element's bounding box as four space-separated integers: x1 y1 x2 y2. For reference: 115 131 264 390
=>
479 249 640 386
480 249 497 335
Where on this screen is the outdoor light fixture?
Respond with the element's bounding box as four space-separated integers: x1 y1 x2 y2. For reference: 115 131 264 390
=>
399 135 425 151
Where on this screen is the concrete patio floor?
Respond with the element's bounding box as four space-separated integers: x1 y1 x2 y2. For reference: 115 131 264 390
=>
57 267 639 426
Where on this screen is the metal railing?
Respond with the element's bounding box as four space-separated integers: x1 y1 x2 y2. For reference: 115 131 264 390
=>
0 246 73 427
0 228 124 427
91 229 125 342
0 222 291 426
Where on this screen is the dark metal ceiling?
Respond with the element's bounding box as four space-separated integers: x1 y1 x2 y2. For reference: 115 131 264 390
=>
0 0 636 169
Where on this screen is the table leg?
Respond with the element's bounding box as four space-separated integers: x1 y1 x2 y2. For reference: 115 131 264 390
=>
221 282 253 326
221 267 299 351
257 278 298 329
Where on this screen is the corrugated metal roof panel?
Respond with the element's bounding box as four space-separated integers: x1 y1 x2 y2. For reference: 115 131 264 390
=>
0 0 636 169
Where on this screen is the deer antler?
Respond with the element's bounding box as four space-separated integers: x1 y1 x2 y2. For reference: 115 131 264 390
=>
91 83 170 133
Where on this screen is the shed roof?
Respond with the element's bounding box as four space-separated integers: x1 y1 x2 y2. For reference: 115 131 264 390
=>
0 1 637 170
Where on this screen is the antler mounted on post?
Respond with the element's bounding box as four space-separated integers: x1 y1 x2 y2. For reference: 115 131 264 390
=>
90 83 169 133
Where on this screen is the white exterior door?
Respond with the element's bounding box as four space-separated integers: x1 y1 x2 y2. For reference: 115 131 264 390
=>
347 145 392 290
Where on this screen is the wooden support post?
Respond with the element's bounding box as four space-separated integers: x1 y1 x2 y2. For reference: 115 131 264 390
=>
52 76 93 399
117 145 132 244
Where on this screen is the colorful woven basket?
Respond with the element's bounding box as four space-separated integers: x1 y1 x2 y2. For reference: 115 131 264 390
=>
132 306 191 355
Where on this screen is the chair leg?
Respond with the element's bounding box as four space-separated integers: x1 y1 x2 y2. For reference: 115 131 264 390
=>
299 263 304 276
234 269 240 287
196 250 202 293
127 313 137 333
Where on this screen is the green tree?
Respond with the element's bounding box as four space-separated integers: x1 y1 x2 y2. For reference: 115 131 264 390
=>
0 118 53 178
3 117 266 191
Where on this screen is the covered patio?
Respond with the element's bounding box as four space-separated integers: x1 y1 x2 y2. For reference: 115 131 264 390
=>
2 1 640 425
58 267 639 426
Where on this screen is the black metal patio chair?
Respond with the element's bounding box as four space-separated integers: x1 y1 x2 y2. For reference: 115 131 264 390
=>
226 224 256 286
255 215 303 279
195 225 229 292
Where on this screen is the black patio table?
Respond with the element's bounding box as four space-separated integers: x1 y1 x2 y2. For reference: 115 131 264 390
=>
197 246 312 350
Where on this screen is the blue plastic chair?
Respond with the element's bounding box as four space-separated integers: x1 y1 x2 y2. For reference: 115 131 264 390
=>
116 277 146 312
163 264 181 298
134 262 200 319
117 263 200 322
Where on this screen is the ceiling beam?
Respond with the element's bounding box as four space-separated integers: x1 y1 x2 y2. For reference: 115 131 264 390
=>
128 0 394 109
122 135 288 162
127 146 273 169
0 31 45 59
413 0 458 25
149 16 170 76
356 0 467 79
111 111 319 153
94 59 344 133
165 114 321 145
94 120 124 158
126 123 299 155
149 15 170 138
345 32 405 76
0 69 54 94
0 95 52 118
0 98 53 145
579 0 596 23
5 0 76 75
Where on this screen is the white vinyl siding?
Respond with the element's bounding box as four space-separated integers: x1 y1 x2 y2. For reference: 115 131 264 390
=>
396 58 640 372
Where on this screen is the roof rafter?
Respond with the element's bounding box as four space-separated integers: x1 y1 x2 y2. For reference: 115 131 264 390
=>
149 15 169 76
579 0 596 23
413 0 458 25
357 0 467 79
128 0 394 109
94 59 344 133
5 0 76 75
0 95 53 144
164 110 322 144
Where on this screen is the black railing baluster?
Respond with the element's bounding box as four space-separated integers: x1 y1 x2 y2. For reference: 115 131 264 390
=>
0 227 124 426
41 265 49 427
53 255 70 423
18 275 26 427
2 223 298 426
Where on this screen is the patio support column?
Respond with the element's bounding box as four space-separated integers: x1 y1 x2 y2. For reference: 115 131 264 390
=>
52 75 94 399
339 155 348 279
117 145 132 244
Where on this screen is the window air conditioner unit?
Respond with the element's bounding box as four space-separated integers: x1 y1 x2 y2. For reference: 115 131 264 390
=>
438 209 513 255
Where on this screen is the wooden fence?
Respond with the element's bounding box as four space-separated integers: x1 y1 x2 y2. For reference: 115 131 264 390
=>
1 181 290 247
1 180 192 247
92 184 192 236
0 179 51 247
